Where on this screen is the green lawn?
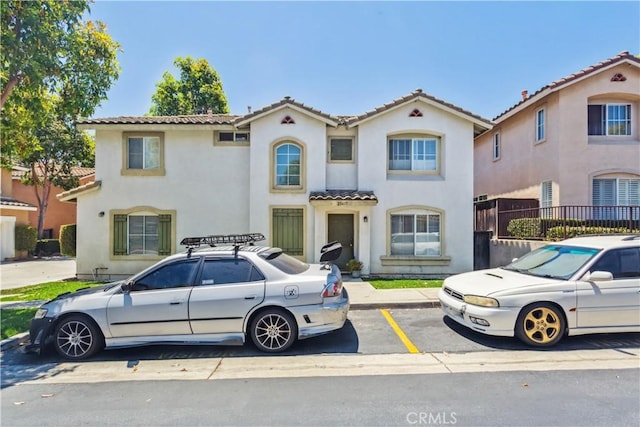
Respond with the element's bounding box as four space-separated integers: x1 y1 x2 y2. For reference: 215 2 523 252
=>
367 279 443 289
0 281 102 302
1 308 37 339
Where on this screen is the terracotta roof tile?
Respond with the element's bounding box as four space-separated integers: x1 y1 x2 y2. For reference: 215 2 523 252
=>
77 115 241 125
309 190 378 201
346 89 493 127
0 196 36 209
12 166 95 179
236 96 340 125
494 51 640 121
57 180 102 201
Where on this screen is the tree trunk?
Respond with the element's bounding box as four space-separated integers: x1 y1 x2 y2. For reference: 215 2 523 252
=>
0 74 20 111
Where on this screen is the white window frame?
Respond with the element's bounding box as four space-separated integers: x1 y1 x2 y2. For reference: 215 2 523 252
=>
536 108 546 142
588 103 632 136
121 132 165 176
492 132 501 160
274 142 303 189
128 214 159 255
388 136 439 173
593 178 640 220
390 211 441 257
541 181 553 218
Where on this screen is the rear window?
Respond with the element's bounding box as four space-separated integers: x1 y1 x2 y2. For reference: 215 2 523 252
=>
260 250 310 274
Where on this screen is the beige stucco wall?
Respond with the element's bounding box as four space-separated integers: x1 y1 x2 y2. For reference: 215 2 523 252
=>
76 127 250 279
475 62 640 204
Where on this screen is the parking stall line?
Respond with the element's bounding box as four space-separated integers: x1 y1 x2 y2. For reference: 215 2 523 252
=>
380 309 420 354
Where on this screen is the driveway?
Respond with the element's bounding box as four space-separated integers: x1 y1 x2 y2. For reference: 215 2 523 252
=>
0 258 76 290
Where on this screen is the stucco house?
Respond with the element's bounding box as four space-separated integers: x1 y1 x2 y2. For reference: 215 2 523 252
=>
60 89 492 280
1 167 37 260
12 166 95 239
474 51 640 231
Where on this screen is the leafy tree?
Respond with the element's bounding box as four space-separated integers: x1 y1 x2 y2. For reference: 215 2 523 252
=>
149 56 230 115
1 0 89 110
1 0 120 238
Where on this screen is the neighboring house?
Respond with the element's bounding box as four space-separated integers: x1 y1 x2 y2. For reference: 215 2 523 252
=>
0 168 37 260
12 166 95 239
60 89 492 280
474 52 640 222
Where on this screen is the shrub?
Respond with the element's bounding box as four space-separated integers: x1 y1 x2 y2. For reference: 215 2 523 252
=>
546 226 640 240
35 239 61 256
506 218 542 239
346 259 363 272
15 224 37 252
60 224 76 257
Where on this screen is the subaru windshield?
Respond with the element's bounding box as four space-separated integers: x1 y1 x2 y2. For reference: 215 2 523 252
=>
502 245 601 280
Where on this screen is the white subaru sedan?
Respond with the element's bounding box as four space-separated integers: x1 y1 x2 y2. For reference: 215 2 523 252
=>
28 234 349 360
439 235 640 346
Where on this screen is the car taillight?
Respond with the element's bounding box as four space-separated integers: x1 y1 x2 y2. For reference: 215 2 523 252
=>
322 274 343 298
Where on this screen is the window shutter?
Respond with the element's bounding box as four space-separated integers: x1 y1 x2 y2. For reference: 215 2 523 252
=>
113 214 128 255
158 214 172 256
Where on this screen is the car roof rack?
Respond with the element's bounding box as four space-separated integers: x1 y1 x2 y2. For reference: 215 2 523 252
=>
181 233 266 257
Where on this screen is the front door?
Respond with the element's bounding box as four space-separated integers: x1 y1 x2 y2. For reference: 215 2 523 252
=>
328 214 354 270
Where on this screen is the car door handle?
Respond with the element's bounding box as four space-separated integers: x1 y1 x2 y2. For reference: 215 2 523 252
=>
244 295 257 300
169 300 184 305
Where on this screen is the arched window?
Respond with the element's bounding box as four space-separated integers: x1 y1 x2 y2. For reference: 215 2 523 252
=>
275 143 302 188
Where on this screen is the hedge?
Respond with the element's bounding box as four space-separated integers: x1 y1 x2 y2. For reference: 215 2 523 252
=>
60 224 76 257
15 224 37 252
35 239 61 256
546 226 640 241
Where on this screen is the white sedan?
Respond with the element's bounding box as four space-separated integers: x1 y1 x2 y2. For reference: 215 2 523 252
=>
439 234 640 346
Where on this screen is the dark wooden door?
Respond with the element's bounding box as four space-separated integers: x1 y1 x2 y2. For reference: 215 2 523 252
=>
328 214 354 270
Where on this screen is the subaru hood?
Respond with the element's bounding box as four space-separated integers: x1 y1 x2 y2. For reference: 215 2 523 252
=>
443 268 564 297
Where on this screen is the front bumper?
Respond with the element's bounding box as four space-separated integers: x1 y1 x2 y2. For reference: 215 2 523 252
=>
293 288 350 339
438 288 517 337
25 316 55 353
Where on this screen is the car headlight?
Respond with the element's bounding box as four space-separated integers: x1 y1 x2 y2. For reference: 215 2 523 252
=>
463 295 499 307
34 308 48 319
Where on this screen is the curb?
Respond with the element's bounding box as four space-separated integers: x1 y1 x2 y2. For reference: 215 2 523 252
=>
350 301 441 310
0 332 29 352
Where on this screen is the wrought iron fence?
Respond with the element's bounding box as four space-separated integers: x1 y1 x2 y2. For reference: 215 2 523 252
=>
496 205 640 240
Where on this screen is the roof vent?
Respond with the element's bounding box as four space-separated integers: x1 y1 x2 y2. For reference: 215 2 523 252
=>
611 73 627 82
247 106 252 113
521 90 528 101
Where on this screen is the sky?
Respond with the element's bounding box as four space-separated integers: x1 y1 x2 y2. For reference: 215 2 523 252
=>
87 1 640 121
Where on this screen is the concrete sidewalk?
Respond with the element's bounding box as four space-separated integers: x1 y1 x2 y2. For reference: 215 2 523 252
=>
0 257 76 290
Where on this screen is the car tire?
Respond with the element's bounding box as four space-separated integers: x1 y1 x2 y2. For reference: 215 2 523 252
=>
250 309 297 353
53 315 104 360
515 302 566 347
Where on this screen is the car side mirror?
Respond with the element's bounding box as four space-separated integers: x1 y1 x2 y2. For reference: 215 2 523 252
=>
121 280 133 294
584 271 614 282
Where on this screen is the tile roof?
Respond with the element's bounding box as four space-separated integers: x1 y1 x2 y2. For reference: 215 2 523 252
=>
57 180 102 201
77 115 241 125
76 90 491 131
309 190 378 202
0 196 36 209
236 96 340 125
346 89 493 128
12 166 95 179
494 51 640 121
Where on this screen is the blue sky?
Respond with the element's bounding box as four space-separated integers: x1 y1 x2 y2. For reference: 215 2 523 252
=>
87 1 640 120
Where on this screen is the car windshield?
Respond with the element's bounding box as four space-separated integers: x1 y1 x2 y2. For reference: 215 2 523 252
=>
502 245 601 280
262 251 310 274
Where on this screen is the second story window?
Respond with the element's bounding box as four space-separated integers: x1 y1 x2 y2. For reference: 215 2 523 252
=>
122 132 164 176
329 138 354 162
129 137 160 170
275 142 302 188
588 104 631 136
388 136 439 173
536 108 546 142
492 133 501 160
